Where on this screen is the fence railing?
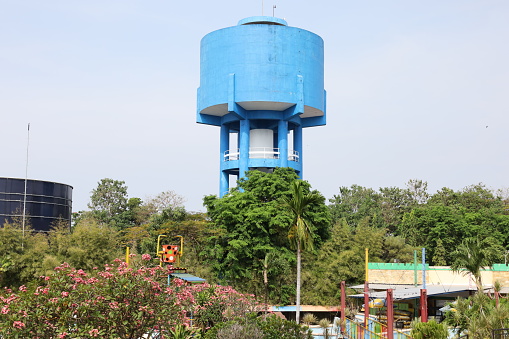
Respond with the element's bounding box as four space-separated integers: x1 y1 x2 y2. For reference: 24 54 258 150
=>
492 329 509 339
343 318 412 339
223 148 300 162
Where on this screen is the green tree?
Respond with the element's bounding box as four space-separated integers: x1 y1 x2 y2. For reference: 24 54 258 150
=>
47 217 121 271
405 179 430 205
329 185 383 227
282 180 323 324
451 237 503 291
397 203 504 265
0 218 51 287
87 178 128 223
203 168 330 304
0 220 24 286
432 238 447 266
380 235 416 263
302 218 385 305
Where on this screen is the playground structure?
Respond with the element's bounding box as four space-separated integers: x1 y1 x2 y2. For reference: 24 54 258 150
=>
156 234 206 285
125 235 206 286
156 234 183 267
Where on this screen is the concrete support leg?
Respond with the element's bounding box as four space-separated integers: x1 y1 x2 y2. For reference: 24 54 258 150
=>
219 125 230 196
239 119 250 181
278 120 288 167
294 125 303 177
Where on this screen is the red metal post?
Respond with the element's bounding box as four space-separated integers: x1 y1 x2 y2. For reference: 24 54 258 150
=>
341 281 346 334
420 289 428 322
386 289 394 339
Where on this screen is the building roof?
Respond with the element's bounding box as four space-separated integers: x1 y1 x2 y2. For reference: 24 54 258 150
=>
270 305 339 312
170 273 206 283
350 284 415 290
349 285 477 301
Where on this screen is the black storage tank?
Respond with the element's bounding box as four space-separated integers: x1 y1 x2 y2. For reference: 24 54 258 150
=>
0 177 73 232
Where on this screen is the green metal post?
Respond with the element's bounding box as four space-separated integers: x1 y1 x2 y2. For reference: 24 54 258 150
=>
414 250 418 287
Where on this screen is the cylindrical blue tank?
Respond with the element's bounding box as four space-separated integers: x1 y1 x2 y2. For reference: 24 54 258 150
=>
197 17 326 196
198 16 324 116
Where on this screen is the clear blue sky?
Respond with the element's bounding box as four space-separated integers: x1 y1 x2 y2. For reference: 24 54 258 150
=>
1 1 508 212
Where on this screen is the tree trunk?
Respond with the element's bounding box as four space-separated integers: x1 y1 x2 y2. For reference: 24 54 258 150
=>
296 242 301 324
264 254 269 314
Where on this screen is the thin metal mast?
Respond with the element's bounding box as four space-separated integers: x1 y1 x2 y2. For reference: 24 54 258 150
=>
22 123 30 243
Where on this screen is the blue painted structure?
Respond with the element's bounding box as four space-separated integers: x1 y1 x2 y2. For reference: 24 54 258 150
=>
197 16 326 196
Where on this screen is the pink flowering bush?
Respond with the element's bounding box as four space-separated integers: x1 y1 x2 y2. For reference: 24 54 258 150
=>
0 256 262 338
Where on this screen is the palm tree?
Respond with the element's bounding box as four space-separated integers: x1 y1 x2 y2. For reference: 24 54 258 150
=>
282 180 321 324
451 237 502 292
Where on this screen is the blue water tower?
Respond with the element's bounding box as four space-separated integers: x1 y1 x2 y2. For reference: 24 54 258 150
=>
197 16 326 196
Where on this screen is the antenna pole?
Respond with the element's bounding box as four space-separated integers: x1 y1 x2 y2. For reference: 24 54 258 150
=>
22 123 30 246
273 5 276 17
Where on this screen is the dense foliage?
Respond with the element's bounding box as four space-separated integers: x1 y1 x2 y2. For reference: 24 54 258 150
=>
329 182 509 266
203 314 313 339
410 319 448 339
203 168 331 304
444 292 509 338
2 173 508 313
0 257 262 338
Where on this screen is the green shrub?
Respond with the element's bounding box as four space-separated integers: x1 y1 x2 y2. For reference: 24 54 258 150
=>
410 319 448 339
302 313 317 325
258 315 313 339
204 315 313 339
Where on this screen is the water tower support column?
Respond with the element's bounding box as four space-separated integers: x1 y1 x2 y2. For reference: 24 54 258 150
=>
278 120 288 167
239 119 250 180
294 125 303 176
220 125 230 196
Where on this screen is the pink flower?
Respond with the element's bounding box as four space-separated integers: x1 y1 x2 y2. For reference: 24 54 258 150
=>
58 332 68 338
13 321 25 329
142 254 152 261
109 302 119 309
89 328 99 337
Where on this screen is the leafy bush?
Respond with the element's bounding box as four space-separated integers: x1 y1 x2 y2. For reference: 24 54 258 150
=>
257 315 313 339
216 322 264 339
410 319 448 339
204 314 313 339
0 256 262 338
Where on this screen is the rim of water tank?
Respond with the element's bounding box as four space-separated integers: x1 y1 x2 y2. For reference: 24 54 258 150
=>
237 16 287 26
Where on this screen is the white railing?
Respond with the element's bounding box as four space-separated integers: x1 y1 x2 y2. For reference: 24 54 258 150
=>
223 148 300 162
224 149 240 161
249 147 280 159
288 150 299 162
